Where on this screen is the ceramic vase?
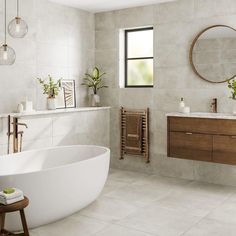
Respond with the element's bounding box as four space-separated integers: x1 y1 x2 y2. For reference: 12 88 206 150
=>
47 98 56 110
91 94 100 107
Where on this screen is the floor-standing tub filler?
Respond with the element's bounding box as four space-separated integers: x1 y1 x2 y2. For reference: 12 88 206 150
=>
0 145 110 231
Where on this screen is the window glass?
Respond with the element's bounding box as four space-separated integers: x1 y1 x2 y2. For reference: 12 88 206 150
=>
125 28 154 87
127 30 153 58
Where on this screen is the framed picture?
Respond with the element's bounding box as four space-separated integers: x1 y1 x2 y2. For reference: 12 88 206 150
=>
56 80 76 109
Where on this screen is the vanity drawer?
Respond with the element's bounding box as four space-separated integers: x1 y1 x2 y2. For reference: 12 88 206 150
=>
169 131 212 161
169 117 236 136
213 135 236 165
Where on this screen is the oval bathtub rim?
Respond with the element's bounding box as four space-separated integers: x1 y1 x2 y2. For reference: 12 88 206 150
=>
0 145 110 178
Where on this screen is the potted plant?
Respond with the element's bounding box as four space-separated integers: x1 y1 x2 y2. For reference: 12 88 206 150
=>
227 79 236 115
81 67 108 106
37 75 61 110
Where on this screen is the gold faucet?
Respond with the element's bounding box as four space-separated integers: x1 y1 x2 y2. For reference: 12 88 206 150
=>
7 116 28 153
211 98 217 113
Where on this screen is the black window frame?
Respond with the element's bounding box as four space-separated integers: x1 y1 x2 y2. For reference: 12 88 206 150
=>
124 27 154 88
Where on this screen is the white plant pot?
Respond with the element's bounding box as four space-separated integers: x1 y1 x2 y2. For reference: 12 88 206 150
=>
91 94 100 107
47 98 56 110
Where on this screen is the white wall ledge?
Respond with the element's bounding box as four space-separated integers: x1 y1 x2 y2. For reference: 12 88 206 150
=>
0 107 111 119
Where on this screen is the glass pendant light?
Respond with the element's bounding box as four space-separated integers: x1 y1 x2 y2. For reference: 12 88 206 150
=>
0 0 16 65
8 0 28 38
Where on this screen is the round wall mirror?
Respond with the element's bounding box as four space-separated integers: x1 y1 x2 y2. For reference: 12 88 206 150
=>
190 25 236 83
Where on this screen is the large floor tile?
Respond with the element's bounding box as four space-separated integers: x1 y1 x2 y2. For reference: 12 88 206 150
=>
108 169 152 184
30 215 108 236
104 181 173 207
79 196 138 222
183 218 236 236
117 204 202 236
92 224 157 236
101 178 129 195
152 183 233 217
207 200 236 224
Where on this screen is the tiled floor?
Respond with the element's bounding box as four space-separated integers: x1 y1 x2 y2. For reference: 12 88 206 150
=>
30 169 236 236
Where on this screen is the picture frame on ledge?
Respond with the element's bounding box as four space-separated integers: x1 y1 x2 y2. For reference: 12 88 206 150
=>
56 80 76 109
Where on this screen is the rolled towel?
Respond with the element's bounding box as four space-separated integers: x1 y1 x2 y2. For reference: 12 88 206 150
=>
0 188 23 200
0 195 24 205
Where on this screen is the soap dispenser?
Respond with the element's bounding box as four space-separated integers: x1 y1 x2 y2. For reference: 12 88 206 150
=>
179 97 185 113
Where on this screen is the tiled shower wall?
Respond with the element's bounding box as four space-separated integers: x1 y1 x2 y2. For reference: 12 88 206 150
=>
0 0 94 113
95 0 236 186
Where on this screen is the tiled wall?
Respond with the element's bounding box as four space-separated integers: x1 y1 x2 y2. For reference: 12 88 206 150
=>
95 0 236 186
0 109 110 156
0 0 94 113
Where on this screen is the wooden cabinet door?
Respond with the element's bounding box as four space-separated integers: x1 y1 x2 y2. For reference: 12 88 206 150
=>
169 132 212 161
213 135 236 165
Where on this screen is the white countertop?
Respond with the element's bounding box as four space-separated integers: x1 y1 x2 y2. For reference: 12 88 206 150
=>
0 107 111 118
166 112 236 120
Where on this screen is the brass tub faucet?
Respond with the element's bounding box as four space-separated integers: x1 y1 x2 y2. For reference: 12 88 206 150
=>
7 116 28 154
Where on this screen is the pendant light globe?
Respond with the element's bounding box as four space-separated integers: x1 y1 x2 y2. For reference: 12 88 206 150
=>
8 0 28 38
0 44 16 65
0 0 16 65
8 17 28 38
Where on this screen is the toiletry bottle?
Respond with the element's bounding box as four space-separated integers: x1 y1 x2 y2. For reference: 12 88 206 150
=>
17 103 24 113
179 98 185 113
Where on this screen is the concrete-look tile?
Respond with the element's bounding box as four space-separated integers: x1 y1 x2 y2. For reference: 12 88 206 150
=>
153 188 227 217
194 0 236 19
19 117 53 142
115 5 154 28
158 154 195 180
155 44 189 68
95 12 116 30
22 138 53 152
37 42 68 67
108 169 152 183
93 224 157 236
30 215 109 236
183 218 236 236
178 181 236 205
95 30 118 50
104 181 173 207
119 88 153 109
118 204 202 236
52 114 76 136
154 0 194 24
101 178 129 195
79 196 138 222
207 200 236 225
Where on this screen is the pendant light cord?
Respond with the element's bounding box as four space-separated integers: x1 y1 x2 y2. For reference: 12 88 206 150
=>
17 0 19 17
4 0 6 44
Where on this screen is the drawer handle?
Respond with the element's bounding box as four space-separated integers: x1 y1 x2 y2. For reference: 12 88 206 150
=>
231 136 236 139
185 132 193 135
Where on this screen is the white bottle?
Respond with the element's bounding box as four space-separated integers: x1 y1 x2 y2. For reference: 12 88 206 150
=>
17 103 24 113
179 98 185 113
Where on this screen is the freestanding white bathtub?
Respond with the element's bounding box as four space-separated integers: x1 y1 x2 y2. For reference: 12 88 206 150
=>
0 145 110 231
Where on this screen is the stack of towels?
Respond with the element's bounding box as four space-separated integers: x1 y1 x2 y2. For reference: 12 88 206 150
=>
0 188 24 205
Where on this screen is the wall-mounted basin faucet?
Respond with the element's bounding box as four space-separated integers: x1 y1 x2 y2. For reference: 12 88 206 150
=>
211 98 217 113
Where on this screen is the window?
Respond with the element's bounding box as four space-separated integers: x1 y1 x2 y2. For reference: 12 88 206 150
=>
125 27 153 87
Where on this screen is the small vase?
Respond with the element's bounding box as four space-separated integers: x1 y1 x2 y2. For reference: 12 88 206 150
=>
91 94 100 107
47 98 56 110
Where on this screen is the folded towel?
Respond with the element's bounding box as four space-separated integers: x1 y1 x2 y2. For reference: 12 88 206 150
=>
0 188 23 200
0 195 24 205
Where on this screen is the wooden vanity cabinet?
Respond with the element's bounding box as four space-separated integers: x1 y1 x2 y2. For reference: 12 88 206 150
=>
167 116 236 165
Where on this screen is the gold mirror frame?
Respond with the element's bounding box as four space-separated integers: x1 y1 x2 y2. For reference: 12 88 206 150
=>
190 25 236 83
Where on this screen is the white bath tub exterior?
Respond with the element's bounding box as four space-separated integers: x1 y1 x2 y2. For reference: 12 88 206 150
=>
0 145 110 230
